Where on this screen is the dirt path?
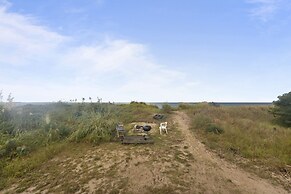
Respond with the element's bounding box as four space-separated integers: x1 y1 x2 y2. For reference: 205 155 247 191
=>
172 111 289 194
3 112 290 194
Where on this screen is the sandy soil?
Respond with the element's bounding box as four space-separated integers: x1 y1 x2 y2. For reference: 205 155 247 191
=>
3 111 290 194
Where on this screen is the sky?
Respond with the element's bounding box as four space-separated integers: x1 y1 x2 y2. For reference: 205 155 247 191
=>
0 0 291 102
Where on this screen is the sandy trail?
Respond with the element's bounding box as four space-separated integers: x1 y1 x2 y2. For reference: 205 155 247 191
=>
172 111 289 194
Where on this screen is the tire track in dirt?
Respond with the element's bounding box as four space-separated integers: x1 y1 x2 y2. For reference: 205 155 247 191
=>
173 111 289 194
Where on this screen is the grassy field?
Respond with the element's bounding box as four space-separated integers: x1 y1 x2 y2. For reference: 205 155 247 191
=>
182 103 291 179
0 101 162 190
1 102 290 193
1 101 291 192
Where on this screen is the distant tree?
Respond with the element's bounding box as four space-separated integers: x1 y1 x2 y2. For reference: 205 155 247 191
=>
272 91 291 127
82 98 85 103
89 97 92 103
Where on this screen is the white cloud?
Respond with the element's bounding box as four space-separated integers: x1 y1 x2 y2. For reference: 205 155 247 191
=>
0 4 199 102
61 39 154 73
0 0 10 10
0 7 67 66
246 0 284 21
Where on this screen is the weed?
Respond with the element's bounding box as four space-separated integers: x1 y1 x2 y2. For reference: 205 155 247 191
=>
206 124 224 134
161 104 173 114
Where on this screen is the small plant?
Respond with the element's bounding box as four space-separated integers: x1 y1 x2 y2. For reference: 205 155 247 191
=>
205 124 224 134
161 104 173 114
58 127 71 139
178 103 192 110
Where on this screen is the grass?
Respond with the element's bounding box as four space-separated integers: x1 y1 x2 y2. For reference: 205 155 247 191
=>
0 102 160 191
184 104 291 174
116 102 160 123
3 142 118 193
0 142 67 190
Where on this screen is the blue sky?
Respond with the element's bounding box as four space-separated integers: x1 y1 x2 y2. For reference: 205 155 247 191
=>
0 0 291 102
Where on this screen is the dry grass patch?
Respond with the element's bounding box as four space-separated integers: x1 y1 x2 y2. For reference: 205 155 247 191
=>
185 104 291 189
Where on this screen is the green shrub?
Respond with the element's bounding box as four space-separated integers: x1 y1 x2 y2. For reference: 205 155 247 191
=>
161 104 173 113
15 130 48 151
58 126 72 139
178 103 192 110
206 124 224 134
272 91 291 127
16 146 29 156
4 140 17 154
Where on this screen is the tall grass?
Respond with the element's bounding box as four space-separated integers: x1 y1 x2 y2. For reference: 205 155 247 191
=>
115 102 159 123
186 104 291 167
0 101 159 190
69 114 117 144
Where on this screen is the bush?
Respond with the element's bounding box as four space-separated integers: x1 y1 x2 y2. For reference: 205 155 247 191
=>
178 103 192 110
13 130 49 154
272 91 291 127
206 124 224 134
0 122 14 135
16 146 28 156
58 126 72 139
0 140 17 158
4 140 17 154
130 101 147 105
161 104 173 113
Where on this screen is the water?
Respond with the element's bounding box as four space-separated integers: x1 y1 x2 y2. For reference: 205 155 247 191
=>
149 102 272 109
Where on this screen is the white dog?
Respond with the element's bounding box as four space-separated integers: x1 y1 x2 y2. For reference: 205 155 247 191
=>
159 122 168 135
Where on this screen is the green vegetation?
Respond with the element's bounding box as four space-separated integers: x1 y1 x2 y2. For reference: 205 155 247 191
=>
2 93 290 191
117 101 159 123
184 103 291 169
272 91 291 127
0 100 159 190
161 104 173 114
